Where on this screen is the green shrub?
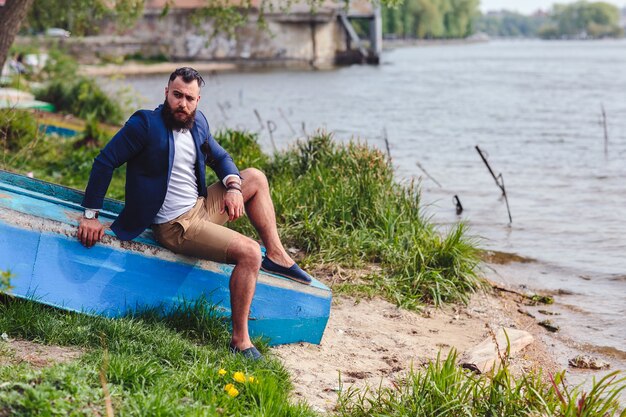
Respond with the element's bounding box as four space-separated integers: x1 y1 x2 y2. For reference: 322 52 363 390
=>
0 109 40 153
35 77 124 125
0 109 41 171
32 49 124 125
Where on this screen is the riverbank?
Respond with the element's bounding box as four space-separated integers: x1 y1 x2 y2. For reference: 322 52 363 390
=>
80 61 238 77
274 276 560 413
0 272 560 415
382 36 489 51
484 258 626 404
79 58 325 77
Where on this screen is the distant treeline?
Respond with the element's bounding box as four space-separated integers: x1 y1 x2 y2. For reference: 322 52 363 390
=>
382 0 480 39
383 0 624 39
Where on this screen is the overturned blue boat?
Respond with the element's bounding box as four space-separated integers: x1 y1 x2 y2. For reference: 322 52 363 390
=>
0 169 331 346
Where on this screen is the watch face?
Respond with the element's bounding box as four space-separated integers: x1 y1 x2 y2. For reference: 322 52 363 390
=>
85 210 95 219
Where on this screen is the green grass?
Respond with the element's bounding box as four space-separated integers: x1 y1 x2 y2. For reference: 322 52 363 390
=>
1 121 625 414
0 294 315 416
217 131 484 308
2 297 624 416
336 351 626 417
2 123 482 309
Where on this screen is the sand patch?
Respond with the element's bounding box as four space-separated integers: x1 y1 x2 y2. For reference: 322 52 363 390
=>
0 338 83 368
273 291 558 413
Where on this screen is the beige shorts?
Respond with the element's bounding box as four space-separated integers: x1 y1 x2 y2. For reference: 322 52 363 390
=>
151 182 238 263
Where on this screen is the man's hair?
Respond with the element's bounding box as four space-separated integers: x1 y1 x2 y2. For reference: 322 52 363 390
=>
168 67 205 88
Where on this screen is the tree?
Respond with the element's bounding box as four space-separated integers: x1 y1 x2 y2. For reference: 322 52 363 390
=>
546 1 623 38
0 0 146 73
382 0 479 39
0 0 35 74
2 0 405 73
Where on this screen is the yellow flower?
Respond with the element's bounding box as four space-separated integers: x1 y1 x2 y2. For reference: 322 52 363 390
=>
227 386 239 398
248 376 255 383
233 371 246 383
224 383 234 392
218 369 227 377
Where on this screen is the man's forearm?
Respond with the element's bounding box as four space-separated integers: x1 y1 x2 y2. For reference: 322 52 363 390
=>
82 158 115 210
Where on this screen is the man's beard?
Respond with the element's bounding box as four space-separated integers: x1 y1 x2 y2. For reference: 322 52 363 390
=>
162 99 196 131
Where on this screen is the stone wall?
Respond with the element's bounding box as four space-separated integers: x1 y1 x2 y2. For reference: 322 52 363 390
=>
90 8 347 68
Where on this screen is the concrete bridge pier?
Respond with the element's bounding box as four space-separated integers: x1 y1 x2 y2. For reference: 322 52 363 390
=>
336 2 382 65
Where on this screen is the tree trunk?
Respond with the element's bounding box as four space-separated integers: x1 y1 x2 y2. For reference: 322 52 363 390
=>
0 0 34 72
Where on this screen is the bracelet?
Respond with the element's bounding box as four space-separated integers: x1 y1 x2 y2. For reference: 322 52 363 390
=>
227 184 242 191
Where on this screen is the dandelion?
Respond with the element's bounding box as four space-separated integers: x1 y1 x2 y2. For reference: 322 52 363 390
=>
233 371 246 383
224 383 234 392
248 376 255 383
227 386 239 398
218 368 227 376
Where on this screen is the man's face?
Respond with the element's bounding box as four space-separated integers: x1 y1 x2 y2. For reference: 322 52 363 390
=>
164 76 201 129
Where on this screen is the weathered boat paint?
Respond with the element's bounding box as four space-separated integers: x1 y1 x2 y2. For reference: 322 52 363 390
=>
0 169 331 345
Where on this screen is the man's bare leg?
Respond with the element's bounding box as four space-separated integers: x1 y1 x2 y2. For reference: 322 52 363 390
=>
226 235 261 351
240 168 294 268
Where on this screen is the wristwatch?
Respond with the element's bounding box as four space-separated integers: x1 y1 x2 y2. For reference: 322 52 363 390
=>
84 209 99 220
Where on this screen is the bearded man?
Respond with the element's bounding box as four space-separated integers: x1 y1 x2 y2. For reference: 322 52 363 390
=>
77 67 312 360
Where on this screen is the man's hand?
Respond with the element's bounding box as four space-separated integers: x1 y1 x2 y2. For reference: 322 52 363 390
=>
77 218 105 248
221 191 245 222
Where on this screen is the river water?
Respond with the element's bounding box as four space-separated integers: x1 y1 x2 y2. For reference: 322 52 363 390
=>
121 40 625 364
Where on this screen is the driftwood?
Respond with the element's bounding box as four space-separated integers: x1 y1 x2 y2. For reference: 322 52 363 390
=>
487 280 554 305
475 145 513 224
459 327 534 374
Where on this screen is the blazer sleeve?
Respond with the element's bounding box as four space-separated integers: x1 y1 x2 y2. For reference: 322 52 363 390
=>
82 111 149 209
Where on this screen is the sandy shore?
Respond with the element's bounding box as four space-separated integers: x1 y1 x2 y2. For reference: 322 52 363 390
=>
6 260 606 414
273 270 560 413
80 62 238 77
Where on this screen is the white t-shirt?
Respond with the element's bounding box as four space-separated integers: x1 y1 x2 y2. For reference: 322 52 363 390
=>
153 129 199 224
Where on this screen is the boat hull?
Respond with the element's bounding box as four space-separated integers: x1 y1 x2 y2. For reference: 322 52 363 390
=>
0 170 331 346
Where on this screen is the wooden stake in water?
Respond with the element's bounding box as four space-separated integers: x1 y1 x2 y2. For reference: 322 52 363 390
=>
383 127 392 163
416 161 442 188
601 103 609 157
279 108 296 136
217 101 228 120
453 195 463 215
267 120 278 153
475 145 512 224
253 109 264 131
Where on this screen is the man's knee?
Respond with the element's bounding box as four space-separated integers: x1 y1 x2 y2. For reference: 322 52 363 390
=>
241 167 268 190
229 236 262 267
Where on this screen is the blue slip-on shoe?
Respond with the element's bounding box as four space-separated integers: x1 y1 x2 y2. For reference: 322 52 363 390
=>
261 257 313 285
229 344 263 361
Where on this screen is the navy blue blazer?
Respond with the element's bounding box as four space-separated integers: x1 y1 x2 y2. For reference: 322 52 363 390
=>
82 105 240 241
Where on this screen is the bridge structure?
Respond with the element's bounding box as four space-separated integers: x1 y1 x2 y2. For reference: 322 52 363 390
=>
138 0 382 66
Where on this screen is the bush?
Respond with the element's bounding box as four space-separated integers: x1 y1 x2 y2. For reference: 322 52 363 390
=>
0 109 40 153
33 49 124 125
0 111 125 199
36 77 124 125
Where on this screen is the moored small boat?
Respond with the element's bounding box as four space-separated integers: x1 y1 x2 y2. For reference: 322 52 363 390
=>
0 169 331 346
